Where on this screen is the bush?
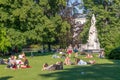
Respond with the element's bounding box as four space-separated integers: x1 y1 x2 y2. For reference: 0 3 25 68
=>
108 47 120 60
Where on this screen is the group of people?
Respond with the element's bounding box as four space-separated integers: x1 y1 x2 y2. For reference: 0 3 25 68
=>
6 52 30 69
51 44 79 59
42 44 96 71
4 44 104 71
64 57 95 65
67 44 79 57
43 44 105 71
42 55 96 71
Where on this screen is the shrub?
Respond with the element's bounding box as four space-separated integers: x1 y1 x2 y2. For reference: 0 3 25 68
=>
108 47 120 60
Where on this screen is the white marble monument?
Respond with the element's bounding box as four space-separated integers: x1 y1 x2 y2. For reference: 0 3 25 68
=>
80 14 100 51
87 14 100 50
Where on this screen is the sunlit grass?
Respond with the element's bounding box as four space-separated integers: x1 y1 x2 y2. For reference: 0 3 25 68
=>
0 53 120 80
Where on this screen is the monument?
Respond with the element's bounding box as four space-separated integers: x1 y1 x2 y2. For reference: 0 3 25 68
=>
80 14 100 52
87 14 100 50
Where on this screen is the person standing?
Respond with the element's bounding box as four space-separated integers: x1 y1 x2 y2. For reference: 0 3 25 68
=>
99 50 105 58
67 44 73 57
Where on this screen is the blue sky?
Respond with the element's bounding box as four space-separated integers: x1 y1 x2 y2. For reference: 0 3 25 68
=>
67 0 84 14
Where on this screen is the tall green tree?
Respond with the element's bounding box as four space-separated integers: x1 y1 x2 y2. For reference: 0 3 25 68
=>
0 0 70 52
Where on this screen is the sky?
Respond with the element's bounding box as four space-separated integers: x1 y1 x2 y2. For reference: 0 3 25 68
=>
67 0 84 14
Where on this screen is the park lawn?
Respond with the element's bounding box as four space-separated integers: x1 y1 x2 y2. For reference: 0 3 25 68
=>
0 52 120 80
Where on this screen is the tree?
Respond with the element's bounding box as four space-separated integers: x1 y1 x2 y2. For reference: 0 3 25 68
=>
0 0 70 52
0 0 44 51
0 27 11 53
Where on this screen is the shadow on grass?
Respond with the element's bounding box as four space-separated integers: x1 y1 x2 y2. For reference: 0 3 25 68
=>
0 76 13 80
39 63 120 80
110 59 120 65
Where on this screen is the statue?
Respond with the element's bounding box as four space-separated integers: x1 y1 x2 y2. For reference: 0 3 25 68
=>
87 14 100 50
91 14 96 26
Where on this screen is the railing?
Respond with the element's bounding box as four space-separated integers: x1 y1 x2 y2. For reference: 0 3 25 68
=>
82 48 104 53
22 48 40 57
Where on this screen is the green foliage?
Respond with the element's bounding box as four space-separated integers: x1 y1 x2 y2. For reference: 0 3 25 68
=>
51 14 70 47
108 47 120 59
79 18 90 44
0 0 69 52
7 28 26 46
0 27 11 52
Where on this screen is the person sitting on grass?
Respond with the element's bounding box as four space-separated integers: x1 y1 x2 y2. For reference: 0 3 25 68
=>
18 52 25 59
21 56 30 68
64 57 73 65
6 55 17 69
16 59 24 69
85 53 93 58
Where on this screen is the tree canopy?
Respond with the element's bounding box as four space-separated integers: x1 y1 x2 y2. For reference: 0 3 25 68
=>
0 0 70 52
0 0 120 56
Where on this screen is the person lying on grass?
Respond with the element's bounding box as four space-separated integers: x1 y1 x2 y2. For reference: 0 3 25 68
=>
42 61 63 71
75 58 96 65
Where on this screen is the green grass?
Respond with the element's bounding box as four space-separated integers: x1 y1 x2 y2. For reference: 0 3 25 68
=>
0 53 120 80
